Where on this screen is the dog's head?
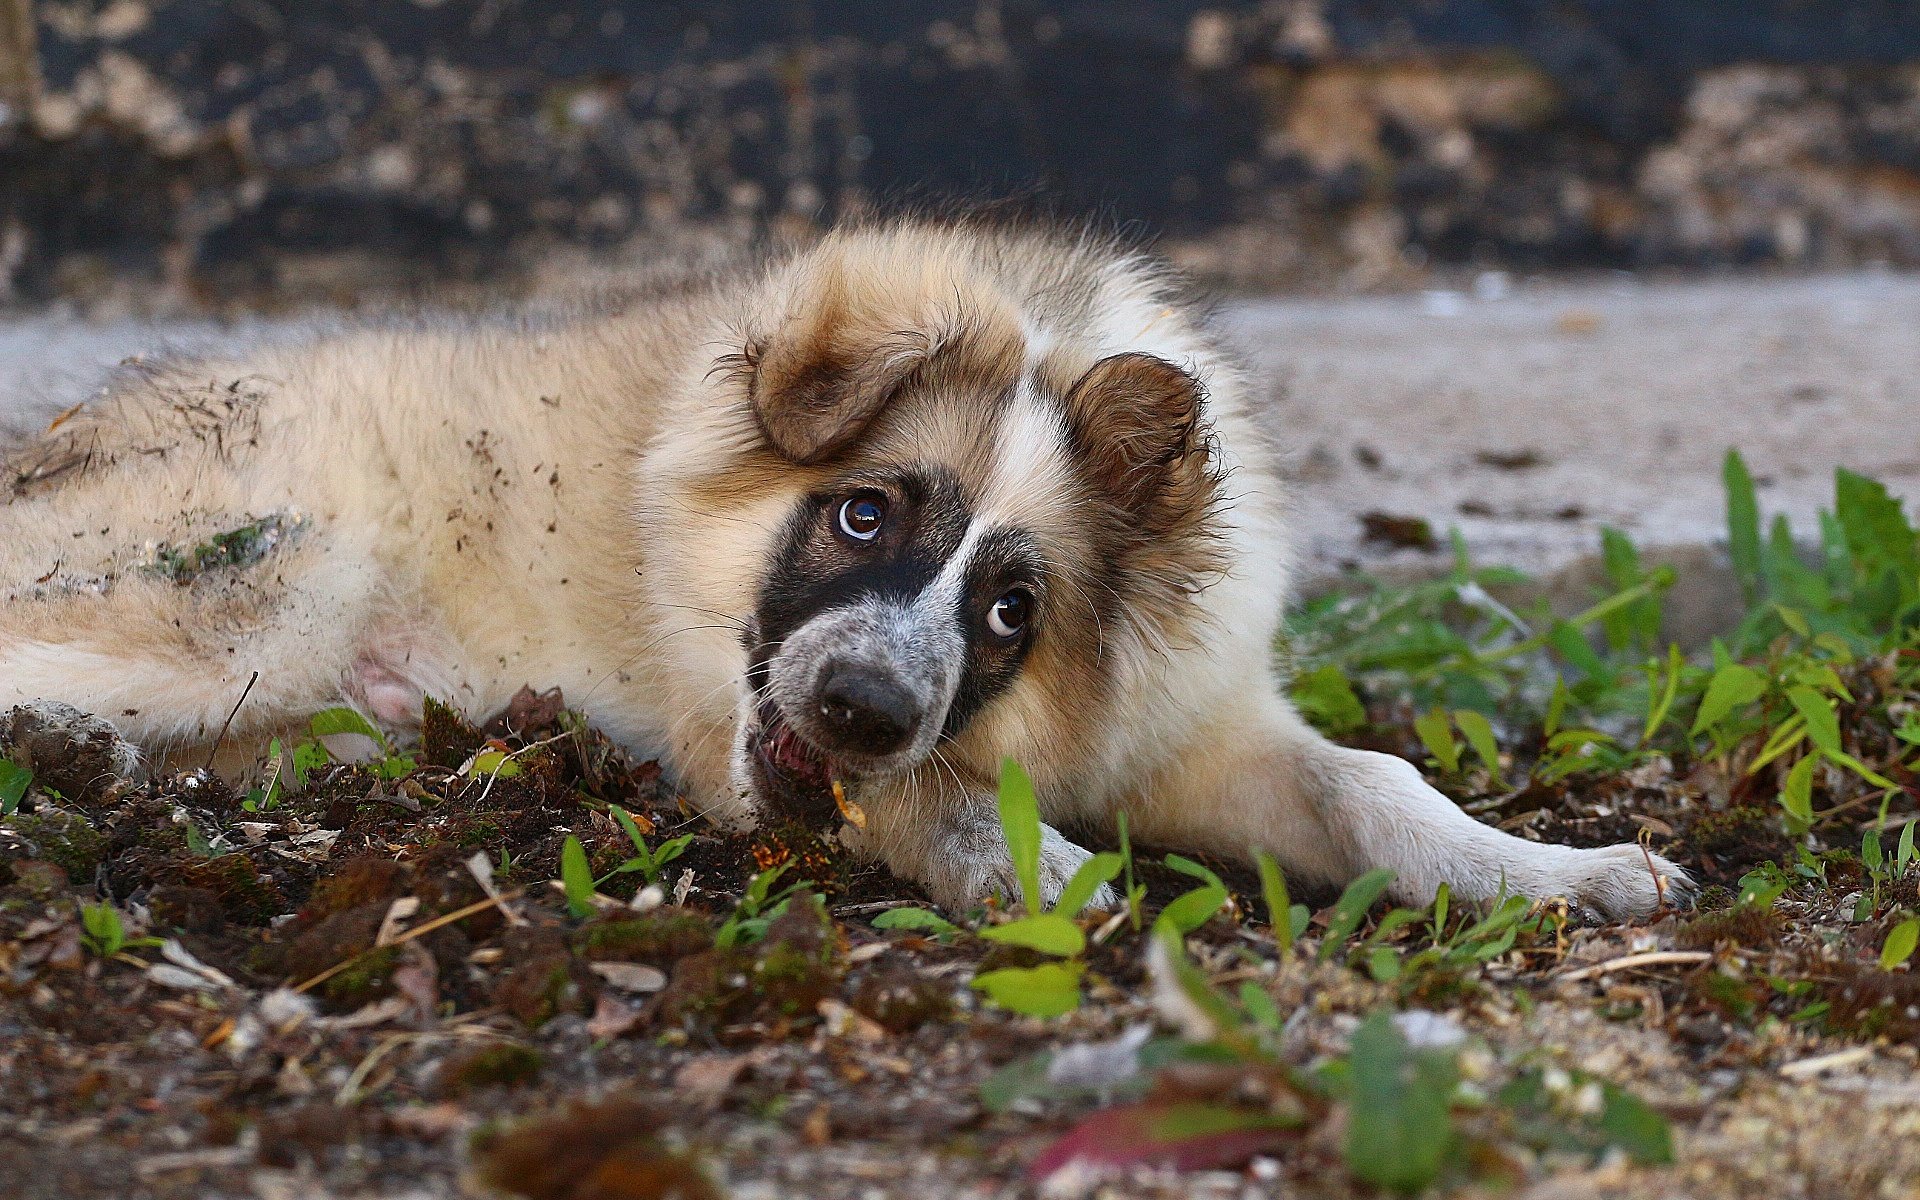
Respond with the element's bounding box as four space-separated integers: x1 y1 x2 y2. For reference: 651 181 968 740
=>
710 230 1230 825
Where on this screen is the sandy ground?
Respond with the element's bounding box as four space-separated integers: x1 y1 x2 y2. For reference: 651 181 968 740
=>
4 270 1917 593
1221 271 1920 583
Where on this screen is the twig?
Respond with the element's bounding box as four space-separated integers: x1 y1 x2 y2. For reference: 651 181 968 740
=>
1778 1046 1873 1079
202 671 260 773
292 886 525 995
1555 949 1712 982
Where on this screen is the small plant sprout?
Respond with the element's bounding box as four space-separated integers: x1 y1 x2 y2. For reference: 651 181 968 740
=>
970 758 1123 1017
607 805 693 887
79 902 162 960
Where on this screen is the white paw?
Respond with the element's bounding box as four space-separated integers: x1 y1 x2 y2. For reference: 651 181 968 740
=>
1548 843 1694 921
916 820 1117 914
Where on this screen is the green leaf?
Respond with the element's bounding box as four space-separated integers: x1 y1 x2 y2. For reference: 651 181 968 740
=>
1412 709 1460 774
1238 981 1282 1031
1056 852 1124 917
1319 868 1397 961
1835 468 1920 588
1256 851 1293 954
1598 1084 1675 1166
1779 753 1817 832
872 907 960 938
290 740 329 787
981 913 1086 957
1453 709 1504 788
1156 855 1229 936
308 706 387 749
1291 664 1368 735
470 749 523 778
1786 686 1841 755
1880 917 1919 971
559 834 596 918
182 820 215 858
608 805 651 857
0 759 30 816
972 961 1085 1017
1343 1009 1459 1193
1725 449 1764 602
1897 819 1916 874
1691 663 1766 735
996 758 1043 914
81 902 127 957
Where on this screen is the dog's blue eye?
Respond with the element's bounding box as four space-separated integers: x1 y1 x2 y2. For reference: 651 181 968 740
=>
986 589 1032 639
837 495 886 541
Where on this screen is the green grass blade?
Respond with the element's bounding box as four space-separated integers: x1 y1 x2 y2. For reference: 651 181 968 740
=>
1725 449 1764 602
996 758 1044 913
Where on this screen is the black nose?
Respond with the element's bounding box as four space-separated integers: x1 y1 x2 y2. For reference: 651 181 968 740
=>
816 663 920 755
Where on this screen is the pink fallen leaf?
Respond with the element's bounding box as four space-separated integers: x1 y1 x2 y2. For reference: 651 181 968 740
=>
1029 1101 1301 1181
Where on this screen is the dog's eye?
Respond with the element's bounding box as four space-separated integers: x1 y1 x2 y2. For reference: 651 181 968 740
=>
986 588 1032 639
836 494 887 541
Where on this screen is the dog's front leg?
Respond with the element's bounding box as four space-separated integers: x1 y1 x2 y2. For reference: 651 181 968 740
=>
1128 693 1690 921
841 770 1117 914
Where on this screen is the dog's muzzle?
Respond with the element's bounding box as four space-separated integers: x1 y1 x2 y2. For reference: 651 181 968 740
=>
744 598 964 825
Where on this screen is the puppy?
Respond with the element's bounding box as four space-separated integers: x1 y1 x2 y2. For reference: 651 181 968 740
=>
0 219 1687 917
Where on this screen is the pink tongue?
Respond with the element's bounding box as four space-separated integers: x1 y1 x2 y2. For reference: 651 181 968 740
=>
770 724 830 785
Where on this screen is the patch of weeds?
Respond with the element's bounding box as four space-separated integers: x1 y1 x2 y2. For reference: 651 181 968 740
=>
1495 1066 1675 1167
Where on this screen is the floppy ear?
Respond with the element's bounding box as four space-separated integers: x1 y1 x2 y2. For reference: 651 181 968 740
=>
1061 352 1214 517
740 316 931 465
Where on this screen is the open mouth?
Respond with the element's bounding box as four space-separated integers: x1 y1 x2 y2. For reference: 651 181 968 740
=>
748 701 841 827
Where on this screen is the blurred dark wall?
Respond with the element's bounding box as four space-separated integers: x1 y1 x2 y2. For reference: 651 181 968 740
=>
2 1 1918 308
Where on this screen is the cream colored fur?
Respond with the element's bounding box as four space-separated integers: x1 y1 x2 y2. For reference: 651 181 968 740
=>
1 221 1687 918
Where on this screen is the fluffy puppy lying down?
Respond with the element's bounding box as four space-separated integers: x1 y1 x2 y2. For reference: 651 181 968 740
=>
0 220 1687 917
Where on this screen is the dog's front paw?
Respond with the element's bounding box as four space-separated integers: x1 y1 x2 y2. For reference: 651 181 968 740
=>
919 821 1117 914
1553 843 1694 922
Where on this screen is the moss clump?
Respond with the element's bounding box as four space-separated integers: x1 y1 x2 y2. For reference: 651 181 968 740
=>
1823 964 1920 1041
2 806 106 882
177 853 284 926
470 1093 724 1200
305 855 411 921
436 1043 545 1097
848 959 951 1033
421 698 485 770
655 896 843 1031
269 904 389 1009
491 925 592 1028
321 944 400 1010
1687 805 1792 873
1676 905 1785 950
572 908 713 964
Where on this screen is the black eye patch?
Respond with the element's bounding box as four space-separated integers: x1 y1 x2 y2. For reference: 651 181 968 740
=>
941 526 1043 738
749 467 972 664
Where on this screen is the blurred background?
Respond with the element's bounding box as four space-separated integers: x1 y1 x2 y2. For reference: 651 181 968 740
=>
3 0 1920 311
1 1 1917 599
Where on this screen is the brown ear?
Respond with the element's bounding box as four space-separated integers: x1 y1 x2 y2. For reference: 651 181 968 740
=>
741 320 931 465
1061 352 1212 515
